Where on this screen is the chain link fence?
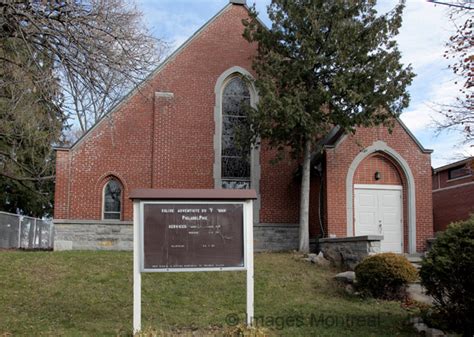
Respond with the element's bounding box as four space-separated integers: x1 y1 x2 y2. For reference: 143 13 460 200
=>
0 211 54 250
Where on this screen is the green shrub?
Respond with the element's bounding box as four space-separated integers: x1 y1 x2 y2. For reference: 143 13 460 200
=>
355 252 418 300
420 216 474 336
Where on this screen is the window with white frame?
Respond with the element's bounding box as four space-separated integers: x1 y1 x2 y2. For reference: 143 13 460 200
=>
221 77 251 189
103 179 122 220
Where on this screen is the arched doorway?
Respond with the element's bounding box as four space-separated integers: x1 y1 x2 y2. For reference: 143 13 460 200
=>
346 141 417 254
353 153 406 253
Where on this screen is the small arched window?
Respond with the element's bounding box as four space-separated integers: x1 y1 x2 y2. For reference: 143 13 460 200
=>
221 77 251 189
103 179 122 220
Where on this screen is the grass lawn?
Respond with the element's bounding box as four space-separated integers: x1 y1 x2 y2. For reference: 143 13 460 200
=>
0 251 417 336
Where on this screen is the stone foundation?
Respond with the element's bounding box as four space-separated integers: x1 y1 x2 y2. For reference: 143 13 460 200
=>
54 220 299 252
254 224 299 252
318 235 382 270
54 220 133 251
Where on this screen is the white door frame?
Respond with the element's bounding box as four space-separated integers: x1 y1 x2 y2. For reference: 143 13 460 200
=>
354 184 404 253
354 184 402 190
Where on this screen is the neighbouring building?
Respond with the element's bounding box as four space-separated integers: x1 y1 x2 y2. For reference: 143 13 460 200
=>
53 1 434 254
432 157 474 232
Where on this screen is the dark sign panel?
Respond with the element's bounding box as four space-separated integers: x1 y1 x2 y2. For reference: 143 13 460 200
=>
143 203 244 270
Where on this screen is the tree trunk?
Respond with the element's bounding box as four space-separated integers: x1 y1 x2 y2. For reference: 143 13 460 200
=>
298 139 311 253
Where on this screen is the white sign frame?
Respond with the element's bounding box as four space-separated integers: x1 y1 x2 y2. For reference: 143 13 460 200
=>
133 199 254 333
139 201 248 273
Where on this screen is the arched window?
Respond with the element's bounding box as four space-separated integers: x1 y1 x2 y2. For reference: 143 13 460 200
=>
103 179 122 220
221 77 251 189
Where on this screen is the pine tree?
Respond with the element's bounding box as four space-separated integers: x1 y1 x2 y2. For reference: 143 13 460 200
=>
243 0 415 252
0 36 62 217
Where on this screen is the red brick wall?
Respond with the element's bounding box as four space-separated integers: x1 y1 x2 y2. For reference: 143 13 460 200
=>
324 122 433 252
259 147 300 223
432 160 473 190
53 4 300 225
433 170 473 189
53 149 70 219
432 172 439 190
433 178 474 232
354 154 402 185
432 160 473 231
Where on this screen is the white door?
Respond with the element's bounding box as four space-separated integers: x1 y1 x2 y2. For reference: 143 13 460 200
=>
354 185 402 253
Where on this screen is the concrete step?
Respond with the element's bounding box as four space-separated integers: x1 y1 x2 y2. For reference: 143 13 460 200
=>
405 253 423 261
407 256 423 263
404 253 423 270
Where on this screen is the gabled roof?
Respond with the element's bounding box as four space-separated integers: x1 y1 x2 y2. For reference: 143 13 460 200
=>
321 118 431 152
310 118 433 166
58 1 254 152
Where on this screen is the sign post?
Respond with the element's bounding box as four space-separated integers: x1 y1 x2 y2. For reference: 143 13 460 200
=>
133 201 141 333
244 199 254 325
130 189 257 334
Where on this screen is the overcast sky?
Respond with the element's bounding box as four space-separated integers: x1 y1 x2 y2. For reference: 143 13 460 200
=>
137 0 473 168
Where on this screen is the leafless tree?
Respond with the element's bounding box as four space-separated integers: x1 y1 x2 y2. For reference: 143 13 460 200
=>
0 0 165 215
431 1 473 145
1 0 167 134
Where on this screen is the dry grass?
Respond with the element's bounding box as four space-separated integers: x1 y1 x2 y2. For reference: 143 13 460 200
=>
0 251 416 336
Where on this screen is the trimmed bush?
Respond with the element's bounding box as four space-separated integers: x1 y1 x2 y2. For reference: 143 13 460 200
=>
355 252 418 300
420 216 474 336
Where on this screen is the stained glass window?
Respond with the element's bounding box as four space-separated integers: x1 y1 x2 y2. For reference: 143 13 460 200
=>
103 179 122 220
221 77 251 189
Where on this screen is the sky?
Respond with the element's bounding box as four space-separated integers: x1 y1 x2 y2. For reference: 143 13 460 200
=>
137 0 473 168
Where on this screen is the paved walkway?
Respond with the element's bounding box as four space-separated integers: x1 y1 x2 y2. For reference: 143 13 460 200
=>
407 283 434 305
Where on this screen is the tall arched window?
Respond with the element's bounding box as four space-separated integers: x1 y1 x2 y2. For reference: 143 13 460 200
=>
221 77 251 189
103 179 122 220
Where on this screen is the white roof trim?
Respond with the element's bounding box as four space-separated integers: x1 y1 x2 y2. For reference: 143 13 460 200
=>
396 118 433 154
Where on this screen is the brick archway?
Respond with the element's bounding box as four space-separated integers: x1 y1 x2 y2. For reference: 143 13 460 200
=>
346 141 417 253
354 153 403 186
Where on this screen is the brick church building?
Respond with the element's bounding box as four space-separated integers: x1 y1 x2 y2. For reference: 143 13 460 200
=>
53 1 433 253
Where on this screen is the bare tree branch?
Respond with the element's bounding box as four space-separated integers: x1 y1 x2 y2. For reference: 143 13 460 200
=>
431 2 474 145
1 0 167 136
